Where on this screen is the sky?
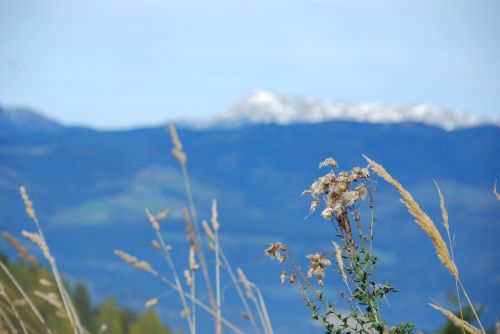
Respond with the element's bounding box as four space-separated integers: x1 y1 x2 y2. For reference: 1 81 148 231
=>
1 0 500 129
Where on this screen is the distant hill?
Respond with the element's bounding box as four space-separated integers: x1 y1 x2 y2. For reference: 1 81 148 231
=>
0 105 499 333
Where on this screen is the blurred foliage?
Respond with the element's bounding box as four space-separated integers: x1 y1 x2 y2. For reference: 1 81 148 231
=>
0 253 172 334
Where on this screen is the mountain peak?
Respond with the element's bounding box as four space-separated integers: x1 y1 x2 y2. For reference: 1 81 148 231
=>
202 91 500 131
0 105 63 133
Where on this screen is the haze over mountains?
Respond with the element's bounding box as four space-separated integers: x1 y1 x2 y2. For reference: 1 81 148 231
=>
0 98 499 333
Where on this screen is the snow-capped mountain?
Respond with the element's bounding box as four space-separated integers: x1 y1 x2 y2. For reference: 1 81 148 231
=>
200 91 500 131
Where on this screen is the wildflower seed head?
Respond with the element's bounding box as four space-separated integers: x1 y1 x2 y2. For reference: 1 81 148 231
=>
289 273 297 284
319 157 338 169
264 242 287 263
306 252 331 286
280 271 287 284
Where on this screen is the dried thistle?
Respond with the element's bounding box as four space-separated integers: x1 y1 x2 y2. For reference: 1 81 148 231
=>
264 242 287 263
280 271 287 284
306 252 331 286
319 157 338 168
364 155 458 278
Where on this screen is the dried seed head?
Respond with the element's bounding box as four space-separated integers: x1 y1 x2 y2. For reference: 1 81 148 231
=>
114 249 154 273
202 219 216 242
169 122 187 165
145 298 158 308
2 232 39 267
184 269 193 287
364 155 458 277
211 199 219 231
183 208 196 247
309 199 320 213
165 245 173 252
264 242 287 263
289 273 297 284
155 209 171 221
319 157 338 169
180 309 190 318
145 208 160 231
429 303 481 334
189 246 199 271
21 230 52 264
151 240 161 250
306 252 331 286
237 268 253 299
280 271 287 284
493 182 500 201
332 242 347 283
19 186 37 221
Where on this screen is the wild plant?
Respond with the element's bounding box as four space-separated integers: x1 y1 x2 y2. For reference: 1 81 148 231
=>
265 157 414 334
114 122 273 334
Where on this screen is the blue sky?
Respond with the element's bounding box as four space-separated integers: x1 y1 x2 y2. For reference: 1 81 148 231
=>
1 0 499 129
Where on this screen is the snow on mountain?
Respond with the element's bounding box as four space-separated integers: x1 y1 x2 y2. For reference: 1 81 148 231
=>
199 91 500 131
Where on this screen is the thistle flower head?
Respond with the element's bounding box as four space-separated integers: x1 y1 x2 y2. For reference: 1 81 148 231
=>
306 252 331 286
264 242 287 263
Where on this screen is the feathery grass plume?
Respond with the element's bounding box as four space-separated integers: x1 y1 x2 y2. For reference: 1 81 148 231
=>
184 270 193 287
21 230 52 265
145 298 158 308
493 182 500 201
183 208 196 247
1 232 39 267
211 199 219 231
145 208 160 231
34 291 63 310
429 303 481 334
19 186 84 334
168 121 187 165
332 241 347 283
155 208 171 221
0 260 50 333
202 220 216 242
19 186 36 221
363 155 458 278
237 268 253 299
114 249 154 273
433 180 449 230
188 246 199 271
